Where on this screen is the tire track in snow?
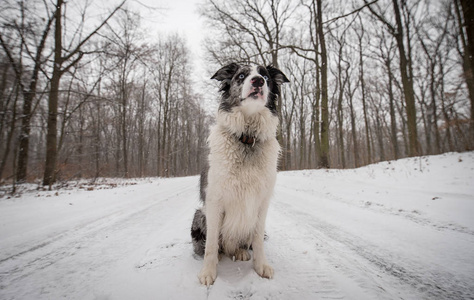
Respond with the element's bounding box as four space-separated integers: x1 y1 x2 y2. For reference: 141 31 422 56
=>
266 203 375 300
272 186 474 300
278 182 474 236
0 207 136 265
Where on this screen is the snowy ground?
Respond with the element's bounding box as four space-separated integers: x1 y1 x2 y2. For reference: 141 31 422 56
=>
0 152 473 300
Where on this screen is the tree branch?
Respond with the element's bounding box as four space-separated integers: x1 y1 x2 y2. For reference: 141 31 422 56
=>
363 0 396 34
0 34 25 93
324 0 379 25
62 0 126 63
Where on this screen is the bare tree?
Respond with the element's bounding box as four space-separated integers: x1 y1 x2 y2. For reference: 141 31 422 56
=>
378 32 400 159
455 0 474 144
42 0 125 186
344 62 360 167
0 58 18 179
414 4 453 154
354 17 372 165
365 0 420 157
0 0 54 182
315 0 330 168
331 25 351 168
104 9 148 177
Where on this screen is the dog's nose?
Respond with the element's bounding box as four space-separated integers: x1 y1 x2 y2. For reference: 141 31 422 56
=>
251 76 265 88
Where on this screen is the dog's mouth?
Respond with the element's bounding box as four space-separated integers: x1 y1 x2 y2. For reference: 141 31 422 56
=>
245 88 264 100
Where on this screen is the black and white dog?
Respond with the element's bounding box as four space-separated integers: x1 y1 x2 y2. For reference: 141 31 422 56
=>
191 63 289 286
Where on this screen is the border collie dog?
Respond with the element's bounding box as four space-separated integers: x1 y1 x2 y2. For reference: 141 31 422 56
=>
191 63 289 286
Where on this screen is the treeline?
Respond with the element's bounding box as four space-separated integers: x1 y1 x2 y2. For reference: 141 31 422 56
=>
201 0 474 170
1 0 474 185
0 1 210 184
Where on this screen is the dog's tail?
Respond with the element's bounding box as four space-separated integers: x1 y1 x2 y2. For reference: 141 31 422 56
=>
191 208 206 256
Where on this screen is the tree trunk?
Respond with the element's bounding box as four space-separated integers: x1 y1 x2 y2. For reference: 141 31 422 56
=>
375 107 386 161
121 75 128 178
299 86 306 169
138 82 146 177
95 98 101 179
458 0 474 144
336 43 346 168
312 51 321 169
162 68 172 177
285 123 292 170
385 58 400 159
0 86 19 180
115 111 121 176
15 92 34 183
316 0 329 168
359 37 372 165
392 0 419 157
348 95 359 167
43 0 63 186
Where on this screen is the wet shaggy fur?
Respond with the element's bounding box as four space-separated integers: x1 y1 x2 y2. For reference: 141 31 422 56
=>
191 63 289 286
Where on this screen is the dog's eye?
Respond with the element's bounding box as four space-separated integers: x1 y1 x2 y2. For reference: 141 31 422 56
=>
263 75 269 81
239 74 245 80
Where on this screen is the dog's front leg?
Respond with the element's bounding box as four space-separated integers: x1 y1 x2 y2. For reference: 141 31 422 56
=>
252 207 274 279
198 201 223 286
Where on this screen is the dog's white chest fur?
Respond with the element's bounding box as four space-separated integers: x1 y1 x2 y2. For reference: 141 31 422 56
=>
205 107 280 254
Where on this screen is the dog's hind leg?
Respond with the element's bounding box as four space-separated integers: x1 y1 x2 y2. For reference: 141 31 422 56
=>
191 208 206 256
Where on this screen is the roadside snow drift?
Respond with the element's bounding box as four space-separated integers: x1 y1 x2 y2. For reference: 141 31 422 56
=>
0 152 473 299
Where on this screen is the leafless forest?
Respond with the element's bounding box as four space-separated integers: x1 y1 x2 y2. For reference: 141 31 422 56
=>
0 0 473 186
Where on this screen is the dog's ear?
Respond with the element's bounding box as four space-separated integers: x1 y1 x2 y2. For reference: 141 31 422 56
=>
265 65 289 115
211 63 240 82
266 65 290 85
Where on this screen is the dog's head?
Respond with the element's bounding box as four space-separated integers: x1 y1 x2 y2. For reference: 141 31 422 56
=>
211 63 289 115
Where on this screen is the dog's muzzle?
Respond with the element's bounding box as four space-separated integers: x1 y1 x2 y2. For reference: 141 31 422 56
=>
239 134 257 146
244 76 266 100
251 76 264 88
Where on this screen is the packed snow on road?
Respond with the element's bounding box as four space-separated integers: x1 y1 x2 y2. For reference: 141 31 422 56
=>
0 152 473 299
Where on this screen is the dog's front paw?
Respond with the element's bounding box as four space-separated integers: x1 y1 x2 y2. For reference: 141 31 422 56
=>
198 266 217 286
254 263 274 279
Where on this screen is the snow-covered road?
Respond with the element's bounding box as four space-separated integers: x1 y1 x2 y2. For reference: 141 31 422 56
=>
0 152 473 299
